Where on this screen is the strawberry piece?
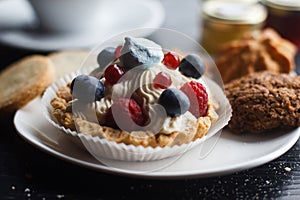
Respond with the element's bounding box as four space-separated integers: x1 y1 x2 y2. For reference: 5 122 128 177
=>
180 81 208 118
115 45 122 58
162 52 180 70
153 72 172 89
105 98 145 131
104 64 125 86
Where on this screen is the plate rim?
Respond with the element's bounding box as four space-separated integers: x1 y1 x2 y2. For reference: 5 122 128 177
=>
13 98 300 180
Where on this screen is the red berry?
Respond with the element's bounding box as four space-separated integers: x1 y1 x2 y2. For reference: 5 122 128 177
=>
153 72 172 89
105 98 145 131
180 81 208 118
115 45 122 58
162 52 180 70
104 64 125 86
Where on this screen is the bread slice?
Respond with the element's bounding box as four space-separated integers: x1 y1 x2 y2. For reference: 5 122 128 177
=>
0 55 54 113
48 50 97 80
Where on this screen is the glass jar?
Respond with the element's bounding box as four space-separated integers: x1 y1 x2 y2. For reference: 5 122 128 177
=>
262 0 300 50
200 0 267 55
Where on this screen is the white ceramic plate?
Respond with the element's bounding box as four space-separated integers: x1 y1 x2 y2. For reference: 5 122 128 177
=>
0 0 165 51
14 97 300 179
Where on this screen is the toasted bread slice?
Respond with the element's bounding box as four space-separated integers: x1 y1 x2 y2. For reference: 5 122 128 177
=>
0 55 54 113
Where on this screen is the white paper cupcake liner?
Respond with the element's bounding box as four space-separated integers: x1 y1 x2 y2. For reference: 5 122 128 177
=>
41 67 93 148
41 68 232 162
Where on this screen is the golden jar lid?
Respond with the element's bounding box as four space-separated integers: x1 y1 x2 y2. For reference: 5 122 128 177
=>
262 0 300 11
202 0 267 25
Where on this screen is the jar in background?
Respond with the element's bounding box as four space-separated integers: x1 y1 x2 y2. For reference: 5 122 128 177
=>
262 0 300 50
200 0 267 55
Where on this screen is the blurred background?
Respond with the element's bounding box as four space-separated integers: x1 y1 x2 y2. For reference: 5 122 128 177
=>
0 0 198 51
0 0 198 68
0 0 299 68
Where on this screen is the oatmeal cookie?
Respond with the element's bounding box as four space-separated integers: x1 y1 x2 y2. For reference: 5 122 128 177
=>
225 71 300 134
0 55 54 113
48 50 97 80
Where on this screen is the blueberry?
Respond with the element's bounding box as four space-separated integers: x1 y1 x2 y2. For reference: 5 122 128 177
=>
158 88 190 117
119 36 164 70
70 74 104 103
179 54 206 79
97 47 116 68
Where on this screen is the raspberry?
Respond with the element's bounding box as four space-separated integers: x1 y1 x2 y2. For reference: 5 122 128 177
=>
180 81 208 118
105 98 145 131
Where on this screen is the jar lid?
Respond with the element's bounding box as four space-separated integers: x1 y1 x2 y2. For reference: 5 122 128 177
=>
202 0 267 24
262 0 300 11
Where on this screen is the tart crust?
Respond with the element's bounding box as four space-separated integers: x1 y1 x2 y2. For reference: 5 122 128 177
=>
51 86 219 147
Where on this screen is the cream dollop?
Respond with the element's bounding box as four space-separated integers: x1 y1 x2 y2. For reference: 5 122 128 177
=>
93 63 210 134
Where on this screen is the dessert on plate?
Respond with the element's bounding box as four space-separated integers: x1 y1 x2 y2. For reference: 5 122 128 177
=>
43 36 231 161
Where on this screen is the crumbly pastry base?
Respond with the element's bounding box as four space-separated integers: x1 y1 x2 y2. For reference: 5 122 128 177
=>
51 86 219 148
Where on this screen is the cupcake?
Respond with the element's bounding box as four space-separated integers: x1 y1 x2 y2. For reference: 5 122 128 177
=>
43 36 231 161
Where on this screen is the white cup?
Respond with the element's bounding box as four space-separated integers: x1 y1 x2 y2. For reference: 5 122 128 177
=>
27 0 107 33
